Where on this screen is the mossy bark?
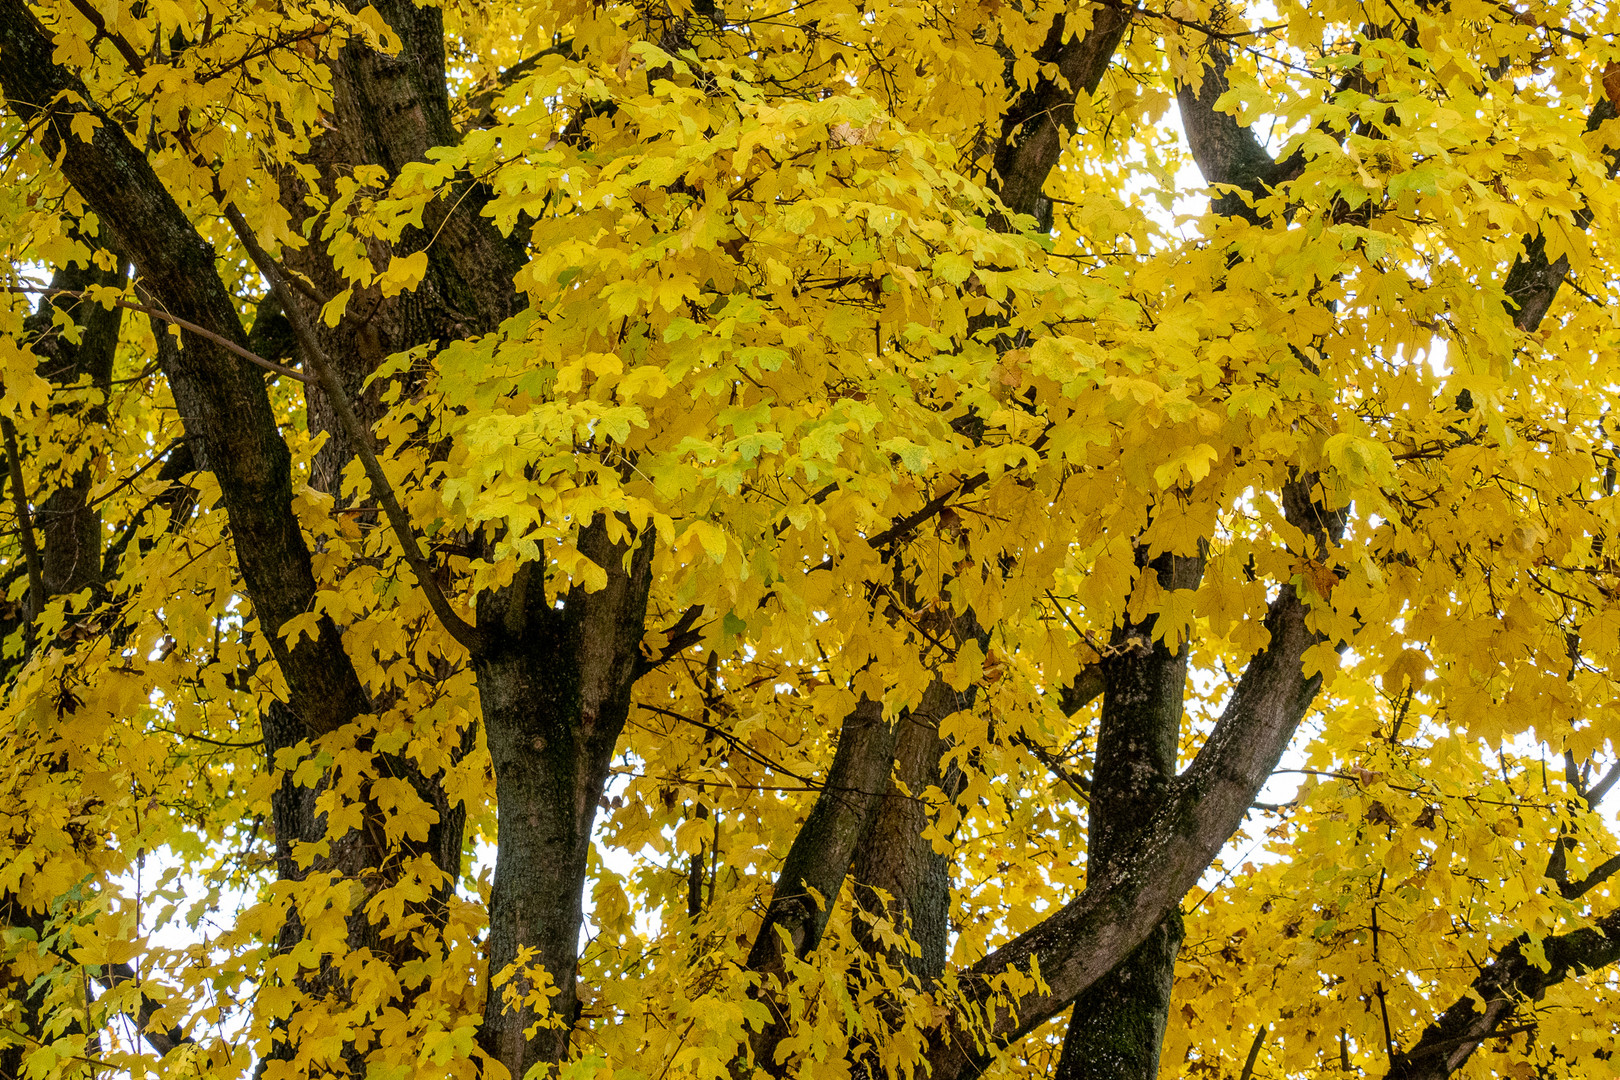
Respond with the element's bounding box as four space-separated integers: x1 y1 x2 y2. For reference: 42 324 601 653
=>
1055 913 1183 1080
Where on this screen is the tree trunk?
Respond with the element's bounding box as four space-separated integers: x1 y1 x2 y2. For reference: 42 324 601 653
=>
849 683 963 985
476 519 655 1078
1055 549 1201 1080
1055 913 1183 1080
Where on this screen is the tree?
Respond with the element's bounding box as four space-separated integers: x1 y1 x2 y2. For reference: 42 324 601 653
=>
0 0 1616 1077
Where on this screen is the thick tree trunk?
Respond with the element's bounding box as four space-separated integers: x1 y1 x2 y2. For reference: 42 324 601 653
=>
849 684 963 985
475 520 654 1079
273 0 521 496
1054 913 1183 1080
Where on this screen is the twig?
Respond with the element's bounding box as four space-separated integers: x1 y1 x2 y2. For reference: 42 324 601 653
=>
152 725 264 749
85 437 183 510
93 961 191 1055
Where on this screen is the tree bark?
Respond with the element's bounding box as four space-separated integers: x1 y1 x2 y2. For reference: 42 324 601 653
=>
742 694 897 1071
848 682 964 986
1056 550 1201 1080
475 518 655 1078
990 5 1134 225
1054 914 1183 1080
271 0 522 496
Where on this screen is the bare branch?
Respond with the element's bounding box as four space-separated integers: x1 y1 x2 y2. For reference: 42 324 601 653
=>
5 286 308 383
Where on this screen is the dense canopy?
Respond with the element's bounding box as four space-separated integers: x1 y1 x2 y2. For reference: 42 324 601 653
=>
0 0 1618 1079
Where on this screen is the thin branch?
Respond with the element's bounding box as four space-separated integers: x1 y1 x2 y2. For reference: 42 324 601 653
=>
3 415 44 625
61 0 146 74
93 962 191 1056
216 204 486 654
1586 760 1620 808
1561 853 1620 900
1012 732 1090 802
5 286 308 383
637 603 707 675
1239 1025 1268 1080
152 725 264 749
85 437 183 511
634 704 817 787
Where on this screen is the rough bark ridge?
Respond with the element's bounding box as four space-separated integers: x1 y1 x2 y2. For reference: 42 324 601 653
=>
847 679 968 987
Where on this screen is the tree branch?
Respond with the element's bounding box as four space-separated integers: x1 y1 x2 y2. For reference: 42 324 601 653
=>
744 694 899 1072
634 603 707 677
991 6 1136 224
218 203 487 655
5 286 308 383
1385 908 1620 1080
94 963 191 1057
1501 97 1617 332
1560 854 1620 900
2 416 43 626
0 0 372 735
1175 27 1300 222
